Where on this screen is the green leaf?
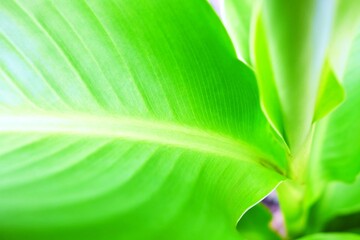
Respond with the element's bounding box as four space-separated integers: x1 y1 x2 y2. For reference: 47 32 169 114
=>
219 0 353 178
237 204 282 240
328 0 360 79
252 13 284 142
0 0 286 239
307 175 360 233
297 233 360 240
323 212 360 234
309 30 360 184
313 63 345 122
312 0 360 123
220 0 259 65
254 0 336 154
298 29 360 236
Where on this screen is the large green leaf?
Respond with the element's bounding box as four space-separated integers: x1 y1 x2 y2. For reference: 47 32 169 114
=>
0 0 286 239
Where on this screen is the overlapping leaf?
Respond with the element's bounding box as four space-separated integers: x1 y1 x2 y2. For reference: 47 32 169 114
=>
219 0 258 65
299 28 360 237
309 30 360 183
221 0 349 158
309 175 360 233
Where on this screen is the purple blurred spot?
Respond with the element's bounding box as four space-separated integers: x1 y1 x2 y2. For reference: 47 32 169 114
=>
262 191 286 237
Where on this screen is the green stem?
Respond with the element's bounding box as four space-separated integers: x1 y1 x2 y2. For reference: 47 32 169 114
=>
277 180 308 239
277 130 314 238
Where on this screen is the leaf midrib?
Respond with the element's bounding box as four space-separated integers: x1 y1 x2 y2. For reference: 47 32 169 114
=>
0 113 281 174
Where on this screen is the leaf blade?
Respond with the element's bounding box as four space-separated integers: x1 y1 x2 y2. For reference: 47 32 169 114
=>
0 0 287 238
